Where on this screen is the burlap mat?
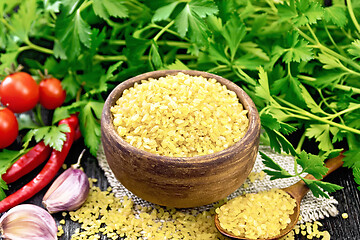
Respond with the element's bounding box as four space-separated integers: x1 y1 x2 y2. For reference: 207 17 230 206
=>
97 145 339 223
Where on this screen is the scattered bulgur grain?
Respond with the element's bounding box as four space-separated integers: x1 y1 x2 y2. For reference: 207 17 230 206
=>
111 72 249 157
67 180 228 240
292 221 331 240
57 225 64 237
215 188 297 239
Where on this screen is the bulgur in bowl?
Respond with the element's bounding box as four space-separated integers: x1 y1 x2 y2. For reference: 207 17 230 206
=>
101 70 260 208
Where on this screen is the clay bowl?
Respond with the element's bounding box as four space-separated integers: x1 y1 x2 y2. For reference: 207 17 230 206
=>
101 70 261 208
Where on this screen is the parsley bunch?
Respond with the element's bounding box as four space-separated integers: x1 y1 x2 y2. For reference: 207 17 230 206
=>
0 0 359 197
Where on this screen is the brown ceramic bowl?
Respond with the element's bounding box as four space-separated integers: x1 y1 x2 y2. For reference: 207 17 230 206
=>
101 70 260 208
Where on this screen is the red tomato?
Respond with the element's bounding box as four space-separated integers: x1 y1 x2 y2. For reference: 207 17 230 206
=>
39 78 66 110
0 108 18 148
0 72 39 113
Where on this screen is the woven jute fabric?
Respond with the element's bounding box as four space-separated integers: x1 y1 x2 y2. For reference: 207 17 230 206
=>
97 145 339 223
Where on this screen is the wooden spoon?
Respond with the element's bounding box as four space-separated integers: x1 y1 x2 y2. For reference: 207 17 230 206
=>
214 153 345 240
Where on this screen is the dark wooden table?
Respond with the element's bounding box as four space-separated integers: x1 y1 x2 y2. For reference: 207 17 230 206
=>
3 139 360 240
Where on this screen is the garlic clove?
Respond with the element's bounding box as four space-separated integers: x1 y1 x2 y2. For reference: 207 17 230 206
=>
0 204 57 240
42 167 90 213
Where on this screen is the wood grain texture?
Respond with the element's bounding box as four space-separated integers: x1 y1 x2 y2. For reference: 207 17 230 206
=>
101 70 261 208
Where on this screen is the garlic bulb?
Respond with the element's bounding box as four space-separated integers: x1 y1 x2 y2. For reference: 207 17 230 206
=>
43 149 90 213
0 204 57 240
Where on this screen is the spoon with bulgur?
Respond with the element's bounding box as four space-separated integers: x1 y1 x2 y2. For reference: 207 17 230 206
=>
214 153 344 240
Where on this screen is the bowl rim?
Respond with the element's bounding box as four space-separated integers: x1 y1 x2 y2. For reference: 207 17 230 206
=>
101 69 260 164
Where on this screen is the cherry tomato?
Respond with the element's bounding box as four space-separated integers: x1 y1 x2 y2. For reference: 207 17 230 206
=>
0 108 18 149
39 78 66 110
0 72 39 113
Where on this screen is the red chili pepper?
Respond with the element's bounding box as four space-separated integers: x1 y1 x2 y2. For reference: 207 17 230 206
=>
1 141 52 184
0 115 79 213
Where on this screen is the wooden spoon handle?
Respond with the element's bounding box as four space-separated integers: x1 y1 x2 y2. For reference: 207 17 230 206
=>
284 153 345 202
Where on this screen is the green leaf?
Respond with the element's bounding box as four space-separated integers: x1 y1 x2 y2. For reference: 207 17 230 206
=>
208 42 230 65
353 167 360 191
273 32 313 63
297 151 328 179
44 0 61 13
9 0 37 41
61 74 81 101
24 125 71 151
165 59 190 70
152 1 179 22
263 127 297 156
239 42 270 62
233 53 267 70
302 178 343 198
174 0 218 44
150 41 163 69
55 10 92 60
348 39 360 59
52 101 85 124
79 101 104 156
295 0 323 26
0 148 30 199
92 0 128 20
272 75 306 108
255 67 271 103
17 114 39 130
323 5 347 27
318 53 344 69
310 71 345 88
343 149 360 169
221 15 246 60
260 151 293 180
277 0 323 26
305 124 337 152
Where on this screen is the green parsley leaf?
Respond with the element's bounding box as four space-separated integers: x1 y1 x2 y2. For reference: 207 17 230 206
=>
305 124 338 152
302 178 343 198
295 0 323 26
272 32 313 63
323 5 347 27
150 41 163 69
17 114 39 130
260 151 293 179
343 149 360 169
52 101 86 124
152 1 179 22
318 53 344 70
297 151 328 179
348 39 360 59
0 148 30 199
263 126 297 156
272 75 306 108
255 67 271 103
277 0 323 27
79 101 104 156
92 0 128 20
165 59 190 70
43 0 61 13
9 0 37 41
174 0 218 44
55 9 92 60
221 15 246 60
24 125 71 151
353 167 360 191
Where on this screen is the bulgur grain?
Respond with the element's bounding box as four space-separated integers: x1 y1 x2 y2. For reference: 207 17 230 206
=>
111 73 249 157
215 189 296 239
68 178 227 239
